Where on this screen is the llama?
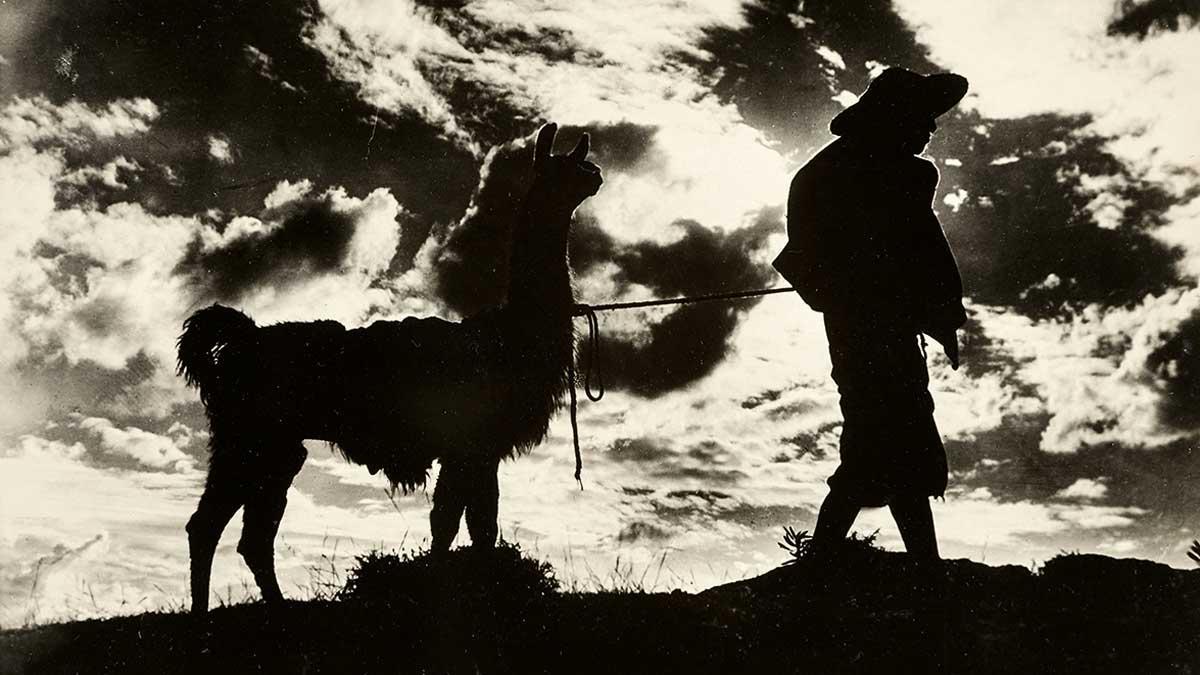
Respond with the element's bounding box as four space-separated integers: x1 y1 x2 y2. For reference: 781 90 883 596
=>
177 124 602 613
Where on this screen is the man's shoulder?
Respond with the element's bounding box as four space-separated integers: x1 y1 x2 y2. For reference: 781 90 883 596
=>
790 140 848 188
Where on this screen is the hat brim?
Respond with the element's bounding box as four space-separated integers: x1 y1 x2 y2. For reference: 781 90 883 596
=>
920 73 969 118
830 72 968 136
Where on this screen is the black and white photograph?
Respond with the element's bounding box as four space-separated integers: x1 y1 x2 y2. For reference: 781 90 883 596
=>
1 0 1198 672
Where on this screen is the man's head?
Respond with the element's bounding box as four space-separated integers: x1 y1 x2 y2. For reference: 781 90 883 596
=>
830 68 968 155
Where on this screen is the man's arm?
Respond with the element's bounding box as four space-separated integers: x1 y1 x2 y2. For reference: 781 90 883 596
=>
775 169 842 312
913 160 966 368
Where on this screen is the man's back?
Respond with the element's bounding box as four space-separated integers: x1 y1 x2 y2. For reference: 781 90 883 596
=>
782 138 959 329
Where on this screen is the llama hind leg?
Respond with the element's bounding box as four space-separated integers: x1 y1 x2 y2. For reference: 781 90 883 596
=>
187 461 244 614
464 457 501 549
430 460 469 553
238 442 306 605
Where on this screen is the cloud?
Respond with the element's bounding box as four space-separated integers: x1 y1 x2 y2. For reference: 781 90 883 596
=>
934 113 1184 316
76 416 196 473
0 93 413 444
177 186 401 303
580 122 788 245
589 212 780 396
1143 302 1200 429
303 0 479 150
1056 478 1109 501
894 0 1200 182
60 156 141 190
206 135 234 164
1107 0 1200 38
687 0 936 156
0 95 159 150
1153 194 1200 280
0 146 61 369
1018 288 1200 452
16 202 196 371
5 0 479 256
908 486 1148 549
0 96 195 383
0 432 201 626
242 44 303 93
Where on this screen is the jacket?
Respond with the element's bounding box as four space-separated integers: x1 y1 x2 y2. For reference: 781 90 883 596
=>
773 138 966 335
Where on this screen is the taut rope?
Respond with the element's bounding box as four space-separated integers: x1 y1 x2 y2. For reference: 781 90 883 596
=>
567 286 796 487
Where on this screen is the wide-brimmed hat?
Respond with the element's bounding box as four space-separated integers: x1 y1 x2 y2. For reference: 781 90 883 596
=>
830 67 968 136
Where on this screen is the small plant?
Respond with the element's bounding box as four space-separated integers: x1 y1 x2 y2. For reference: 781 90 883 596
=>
778 527 815 562
778 526 881 565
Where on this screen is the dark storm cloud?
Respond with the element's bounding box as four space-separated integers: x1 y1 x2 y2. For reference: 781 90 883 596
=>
604 438 747 485
10 349 194 436
1146 308 1200 430
595 304 744 396
6 0 478 268
640 488 813 530
933 113 1184 317
611 213 779 295
948 415 1200 530
1108 0 1200 38
433 123 660 315
687 0 934 156
175 196 357 302
588 210 780 396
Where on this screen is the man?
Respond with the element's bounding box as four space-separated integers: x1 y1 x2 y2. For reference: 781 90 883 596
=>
774 67 968 559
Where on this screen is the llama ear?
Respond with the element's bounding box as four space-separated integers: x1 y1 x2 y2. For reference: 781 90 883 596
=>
534 123 557 170
568 133 590 161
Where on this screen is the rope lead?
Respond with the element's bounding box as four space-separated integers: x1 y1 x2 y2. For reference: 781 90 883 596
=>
566 285 795 486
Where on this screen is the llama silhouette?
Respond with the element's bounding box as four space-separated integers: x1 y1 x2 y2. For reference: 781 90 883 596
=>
177 123 602 613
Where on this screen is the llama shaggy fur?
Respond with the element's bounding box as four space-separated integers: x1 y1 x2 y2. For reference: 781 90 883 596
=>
178 124 602 613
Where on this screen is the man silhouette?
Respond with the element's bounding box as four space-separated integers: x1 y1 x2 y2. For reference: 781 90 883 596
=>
774 68 968 559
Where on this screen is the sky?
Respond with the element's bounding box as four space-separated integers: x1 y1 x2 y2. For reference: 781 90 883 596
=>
1 0 1198 626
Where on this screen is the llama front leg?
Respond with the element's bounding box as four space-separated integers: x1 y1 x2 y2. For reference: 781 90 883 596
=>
430 460 469 553
187 471 243 614
465 457 501 549
238 443 306 605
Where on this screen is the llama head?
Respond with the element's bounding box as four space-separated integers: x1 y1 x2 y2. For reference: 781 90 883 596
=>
529 123 603 218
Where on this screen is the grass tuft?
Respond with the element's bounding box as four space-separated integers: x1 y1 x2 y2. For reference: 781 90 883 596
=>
339 539 559 610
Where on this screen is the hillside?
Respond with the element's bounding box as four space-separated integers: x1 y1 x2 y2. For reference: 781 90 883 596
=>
2 543 1199 674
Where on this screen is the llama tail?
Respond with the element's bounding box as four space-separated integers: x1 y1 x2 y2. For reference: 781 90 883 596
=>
177 304 256 400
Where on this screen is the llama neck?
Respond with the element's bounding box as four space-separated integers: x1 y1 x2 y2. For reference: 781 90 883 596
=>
506 200 574 324
496 194 579 451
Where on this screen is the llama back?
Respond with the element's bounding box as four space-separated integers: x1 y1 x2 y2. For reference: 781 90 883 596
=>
338 315 503 429
334 315 516 472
